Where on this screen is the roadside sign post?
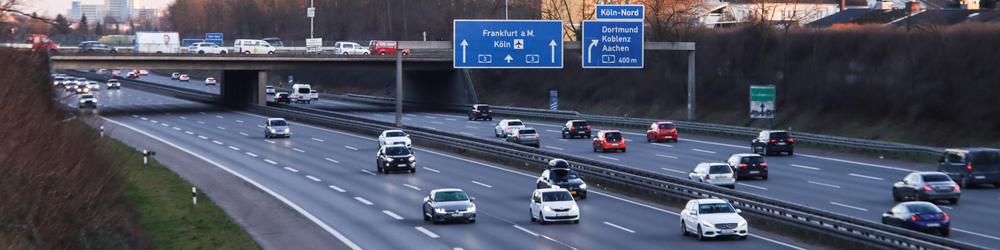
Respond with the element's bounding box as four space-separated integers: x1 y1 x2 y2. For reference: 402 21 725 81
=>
750 85 776 120
288 76 293 85
453 20 563 68
583 5 644 68
550 90 558 110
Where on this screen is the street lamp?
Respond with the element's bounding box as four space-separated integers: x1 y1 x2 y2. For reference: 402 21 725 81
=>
307 0 315 38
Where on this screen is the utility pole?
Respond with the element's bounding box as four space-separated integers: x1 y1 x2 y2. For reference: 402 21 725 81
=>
505 0 509 19
308 0 315 38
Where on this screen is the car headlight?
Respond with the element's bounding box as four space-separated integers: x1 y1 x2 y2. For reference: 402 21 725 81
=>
79 100 85 103
701 221 714 228
468 204 476 212
408 156 415 162
738 219 747 228
570 204 578 211
434 208 446 213
579 183 587 189
543 206 552 211
284 128 290 132
270 129 276 133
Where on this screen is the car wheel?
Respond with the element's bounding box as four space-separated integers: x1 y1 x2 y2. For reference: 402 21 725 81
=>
539 212 547 225
788 150 794 156
681 221 689 236
959 177 967 188
562 133 566 139
751 145 757 153
410 168 415 173
762 175 768 180
364 52 369 55
740 235 748 240
244 51 251 54
199 51 205 54
697 225 706 241
221 51 227 54
941 228 950 237
593 145 598 152
764 147 770 156
949 198 959 204
621 148 626 153
892 188 901 201
574 219 579 224
377 162 383 173
268 51 275 54
468 117 472 121
647 136 652 142
381 52 386 55
912 191 921 201
530 208 536 222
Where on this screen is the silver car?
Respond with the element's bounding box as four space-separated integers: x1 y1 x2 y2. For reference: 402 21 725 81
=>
494 119 526 137
689 162 736 189
506 127 539 148
893 172 961 204
333 41 369 55
264 118 291 138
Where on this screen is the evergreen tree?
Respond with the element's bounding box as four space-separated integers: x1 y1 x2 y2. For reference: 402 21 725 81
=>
95 21 104 36
78 15 89 35
53 14 73 35
114 23 120 35
129 20 136 35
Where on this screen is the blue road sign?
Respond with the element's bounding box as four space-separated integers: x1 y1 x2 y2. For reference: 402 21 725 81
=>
582 20 643 68
454 20 563 68
288 76 293 85
596 5 644 19
206 33 223 40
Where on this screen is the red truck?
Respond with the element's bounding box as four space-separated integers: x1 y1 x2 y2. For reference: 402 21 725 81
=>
368 40 410 55
26 34 60 51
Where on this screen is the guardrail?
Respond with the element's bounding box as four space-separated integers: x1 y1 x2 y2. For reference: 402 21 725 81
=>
337 94 945 157
62 72 979 249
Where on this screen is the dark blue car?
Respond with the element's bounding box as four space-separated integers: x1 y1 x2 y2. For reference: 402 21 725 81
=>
882 201 950 236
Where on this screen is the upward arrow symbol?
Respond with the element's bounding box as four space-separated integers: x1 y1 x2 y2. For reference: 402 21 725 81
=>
460 40 469 63
549 40 557 63
504 55 513 63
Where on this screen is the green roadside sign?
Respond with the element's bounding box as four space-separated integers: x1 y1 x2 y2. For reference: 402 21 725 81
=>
750 85 775 119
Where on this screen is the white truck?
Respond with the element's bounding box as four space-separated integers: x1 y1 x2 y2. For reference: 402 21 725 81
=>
291 84 312 103
134 32 180 53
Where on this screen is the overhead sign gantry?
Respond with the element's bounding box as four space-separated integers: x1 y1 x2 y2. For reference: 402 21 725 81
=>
453 20 564 68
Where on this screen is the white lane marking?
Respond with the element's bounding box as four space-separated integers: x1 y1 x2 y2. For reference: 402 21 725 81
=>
217 126 226 130
465 126 478 129
558 139 568 142
424 116 436 119
692 149 716 154
180 116 186 119
808 181 841 189
212 140 224 145
245 152 258 157
598 155 619 161
431 121 443 124
257 125 264 128
312 138 324 142
236 120 244 123
161 123 170 127
100 117 362 250
150 120 157 123
284 167 299 173
546 129 561 133
423 167 440 173
228 146 240 151
830 202 868 211
604 222 636 233
472 181 492 188
239 132 249 136
544 146 564 150
328 185 346 193
953 228 1000 241
445 118 457 121
739 183 768 190
216 115 223 118
652 143 675 148
198 135 209 139
460 132 474 136
404 184 421 191
264 159 278 165
655 154 678 159
513 225 539 237
133 115 140 118
361 170 376 175
140 117 148 120
345 146 358 151
293 148 306 153
414 227 439 238
265 140 275 144
423 126 436 130
185 131 194 135
198 121 205 124
790 164 820 170
173 127 181 130
848 173 884 181
355 197 373 205
383 210 404 220
797 154 911 172
661 167 687 174
306 175 321 182
405 114 417 117
938 205 953 210
325 158 339 163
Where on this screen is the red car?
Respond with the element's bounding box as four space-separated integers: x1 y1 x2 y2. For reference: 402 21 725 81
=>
368 40 410 55
126 72 138 79
593 130 626 153
646 121 679 142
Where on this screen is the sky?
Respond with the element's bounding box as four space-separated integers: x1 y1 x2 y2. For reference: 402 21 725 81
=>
22 0 173 18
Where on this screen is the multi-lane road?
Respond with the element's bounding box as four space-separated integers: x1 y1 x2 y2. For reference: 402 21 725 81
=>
68 70 1000 248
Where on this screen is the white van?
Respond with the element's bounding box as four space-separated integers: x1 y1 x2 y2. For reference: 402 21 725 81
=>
234 39 276 54
333 41 369 55
291 84 312 103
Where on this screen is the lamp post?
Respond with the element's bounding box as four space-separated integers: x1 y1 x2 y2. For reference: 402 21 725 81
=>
505 0 509 19
308 0 315 39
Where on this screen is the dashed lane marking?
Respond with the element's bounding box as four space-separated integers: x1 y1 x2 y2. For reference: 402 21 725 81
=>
245 152 258 157
604 222 635 233
306 175 321 182
404 184 421 191
355 197 373 205
513 225 539 237
264 159 278 165
239 132 249 136
830 202 867 211
790 164 820 170
328 185 346 193
598 155 619 161
284 167 299 173
212 140 224 145
345 146 358 151
472 181 492 188
848 173 884 181
739 183 768 190
198 135 208 139
655 154 678 159
661 168 687 174
544 146 564 150
325 158 339 163
423 167 440 173
312 138 324 142
414 227 439 238
361 170 376 175
383 210 404 220
808 181 841 189
692 149 716 154
228 146 240 151
293 148 306 153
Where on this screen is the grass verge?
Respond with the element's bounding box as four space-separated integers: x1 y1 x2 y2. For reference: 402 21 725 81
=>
98 135 259 249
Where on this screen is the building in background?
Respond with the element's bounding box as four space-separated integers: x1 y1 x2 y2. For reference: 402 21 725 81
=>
67 0 138 22
69 1 106 20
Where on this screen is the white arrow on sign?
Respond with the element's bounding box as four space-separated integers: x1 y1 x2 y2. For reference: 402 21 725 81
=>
460 40 468 63
504 55 513 63
549 40 557 63
587 39 598 63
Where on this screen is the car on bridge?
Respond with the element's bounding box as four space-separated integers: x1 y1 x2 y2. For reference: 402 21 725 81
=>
937 148 1000 188
369 40 410 55
681 198 748 240
529 188 580 225
378 130 412 148
882 201 950 237
205 77 217 85
468 104 492 121
179 74 190 82
751 130 794 156
275 92 291 104
893 172 960 204
333 41 369 55
234 39 276 54
77 41 117 53
593 130 626 153
506 127 540 148
264 118 291 138
78 94 97 108
535 159 587 199
107 79 121 89
188 42 229 54
562 120 591 139
646 121 679 142
494 119 525 137
422 188 476 224
688 162 736 189
726 153 768 180
376 145 416 173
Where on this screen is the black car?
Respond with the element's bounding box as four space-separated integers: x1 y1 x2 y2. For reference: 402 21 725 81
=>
377 145 416 173
275 92 292 104
536 159 587 199
562 120 591 139
937 148 1000 188
751 130 794 156
726 153 768 180
77 41 118 53
468 104 492 121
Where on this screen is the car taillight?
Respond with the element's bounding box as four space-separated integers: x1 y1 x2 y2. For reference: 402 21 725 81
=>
705 174 711 180
475 110 480 113
488 110 492 112
923 185 932 191
732 173 736 179
954 185 960 190
943 214 950 220
738 163 747 168
587 125 591 129
967 164 972 170
769 139 776 142
516 135 521 139
505 127 510 130
787 139 794 142
910 215 923 221
760 162 767 166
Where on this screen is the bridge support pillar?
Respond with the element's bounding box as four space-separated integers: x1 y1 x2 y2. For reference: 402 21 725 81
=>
221 70 267 106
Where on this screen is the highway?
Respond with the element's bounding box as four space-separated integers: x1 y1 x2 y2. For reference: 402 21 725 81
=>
61 76 810 249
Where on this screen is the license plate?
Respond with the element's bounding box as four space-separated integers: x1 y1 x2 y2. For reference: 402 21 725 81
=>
397 164 407 167
611 143 619 146
569 191 577 194
777 142 786 145
975 175 986 179
927 223 940 227
452 213 462 217
479 114 486 116
557 213 567 217
721 229 735 234
750 171 759 174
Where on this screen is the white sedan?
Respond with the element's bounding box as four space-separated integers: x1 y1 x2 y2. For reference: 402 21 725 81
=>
378 130 411 148
494 119 526 138
681 198 748 240
529 188 580 224
188 42 229 54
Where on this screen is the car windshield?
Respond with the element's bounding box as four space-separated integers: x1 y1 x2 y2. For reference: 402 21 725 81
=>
434 191 468 202
508 121 523 126
921 174 952 182
709 165 732 174
519 129 536 135
906 203 943 213
742 157 765 164
771 132 791 140
971 151 1000 165
270 120 287 126
550 169 579 182
659 124 675 129
385 147 411 155
266 86 274 89
386 131 406 137
605 132 623 141
542 191 574 202
699 203 736 214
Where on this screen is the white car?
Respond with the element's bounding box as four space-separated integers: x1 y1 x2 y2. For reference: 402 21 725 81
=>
681 198 748 240
688 162 736 189
529 188 580 225
378 130 411 148
494 119 526 138
205 77 217 85
78 94 97 108
188 42 229 54
333 41 370 55
310 90 319 100
87 81 101 91
266 86 275 95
